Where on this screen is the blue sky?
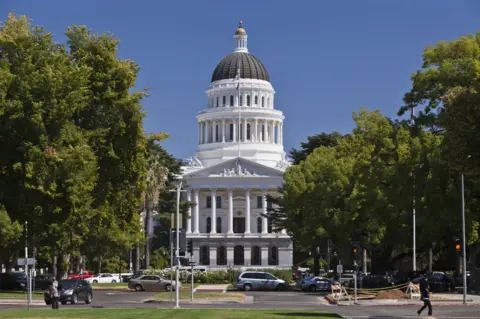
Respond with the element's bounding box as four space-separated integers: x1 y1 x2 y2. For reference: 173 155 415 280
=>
1 1 479 159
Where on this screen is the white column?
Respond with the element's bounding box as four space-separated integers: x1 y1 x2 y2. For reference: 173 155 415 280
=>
279 123 283 144
264 120 269 143
222 119 226 143
205 121 210 143
244 118 248 142
262 190 268 234
270 121 274 143
194 189 200 234
235 95 239 107
254 119 258 143
232 119 237 142
212 121 216 142
245 188 251 234
228 189 234 234
210 189 217 234
186 189 192 233
198 122 201 145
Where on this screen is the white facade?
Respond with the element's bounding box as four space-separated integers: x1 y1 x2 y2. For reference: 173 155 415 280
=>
180 22 293 270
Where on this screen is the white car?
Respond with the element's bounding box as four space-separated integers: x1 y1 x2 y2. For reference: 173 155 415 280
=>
85 273 119 284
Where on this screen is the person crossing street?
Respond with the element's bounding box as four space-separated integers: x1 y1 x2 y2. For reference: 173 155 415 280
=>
417 281 432 316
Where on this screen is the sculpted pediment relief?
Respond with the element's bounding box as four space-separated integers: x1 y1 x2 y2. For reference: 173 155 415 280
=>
184 158 283 178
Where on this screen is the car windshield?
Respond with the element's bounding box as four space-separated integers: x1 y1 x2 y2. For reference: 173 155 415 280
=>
58 280 77 289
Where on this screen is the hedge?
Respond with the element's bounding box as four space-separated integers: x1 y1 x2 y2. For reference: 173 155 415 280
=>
144 268 292 284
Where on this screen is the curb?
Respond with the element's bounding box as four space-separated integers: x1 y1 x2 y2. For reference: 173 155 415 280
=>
144 299 244 305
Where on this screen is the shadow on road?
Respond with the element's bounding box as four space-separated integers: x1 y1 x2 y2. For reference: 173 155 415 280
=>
269 312 342 318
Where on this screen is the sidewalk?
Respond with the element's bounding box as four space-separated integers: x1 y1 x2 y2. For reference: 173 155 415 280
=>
0 299 45 306
195 284 230 292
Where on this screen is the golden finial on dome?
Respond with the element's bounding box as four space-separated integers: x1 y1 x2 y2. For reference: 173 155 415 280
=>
235 20 246 35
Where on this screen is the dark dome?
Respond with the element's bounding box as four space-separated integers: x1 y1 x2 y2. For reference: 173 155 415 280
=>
211 52 269 82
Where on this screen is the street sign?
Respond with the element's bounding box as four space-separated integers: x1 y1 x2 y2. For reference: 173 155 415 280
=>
336 264 343 274
188 262 197 266
17 258 36 266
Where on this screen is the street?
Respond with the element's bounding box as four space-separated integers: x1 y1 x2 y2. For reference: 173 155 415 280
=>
1 290 480 318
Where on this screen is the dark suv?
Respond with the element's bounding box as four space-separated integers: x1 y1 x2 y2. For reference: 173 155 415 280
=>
0 272 27 290
44 279 93 305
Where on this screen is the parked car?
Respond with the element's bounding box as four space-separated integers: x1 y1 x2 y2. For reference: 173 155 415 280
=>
85 273 118 284
338 273 355 287
123 270 145 282
128 275 179 292
360 274 395 289
67 270 94 280
44 279 93 305
0 272 27 291
235 271 288 291
301 276 338 292
35 274 54 290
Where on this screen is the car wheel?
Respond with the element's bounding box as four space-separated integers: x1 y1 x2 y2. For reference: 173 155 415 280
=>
165 284 172 291
308 285 316 292
135 284 143 292
45 301 51 305
71 293 78 304
93 280 98 284
243 283 252 291
275 284 286 291
85 292 92 304
111 280 117 284
61 301 67 305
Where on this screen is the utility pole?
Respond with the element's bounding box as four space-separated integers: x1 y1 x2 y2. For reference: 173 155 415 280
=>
411 106 416 272
461 174 467 304
24 221 30 310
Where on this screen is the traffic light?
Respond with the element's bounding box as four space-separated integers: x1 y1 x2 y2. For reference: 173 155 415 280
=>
352 244 360 260
455 238 461 254
187 239 193 255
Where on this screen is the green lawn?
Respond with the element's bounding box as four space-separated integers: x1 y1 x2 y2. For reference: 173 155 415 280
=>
148 291 244 301
0 291 43 299
0 309 341 319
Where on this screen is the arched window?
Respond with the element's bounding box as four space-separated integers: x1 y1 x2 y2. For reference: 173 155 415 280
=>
262 96 265 107
251 246 261 265
257 217 262 233
229 123 234 141
230 95 234 106
246 95 251 106
222 96 226 106
200 246 210 265
267 97 270 108
254 95 258 105
216 217 222 233
240 95 243 106
216 96 219 107
268 246 278 266
217 246 227 265
234 246 244 265
206 217 211 233
246 124 251 140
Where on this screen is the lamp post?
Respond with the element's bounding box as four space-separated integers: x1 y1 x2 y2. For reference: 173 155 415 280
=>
461 173 467 304
169 181 185 309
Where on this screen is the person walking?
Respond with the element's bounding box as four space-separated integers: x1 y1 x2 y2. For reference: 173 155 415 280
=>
48 277 60 309
417 281 432 316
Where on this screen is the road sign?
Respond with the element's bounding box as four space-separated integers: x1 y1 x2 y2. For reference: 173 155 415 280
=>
188 261 197 266
17 258 36 266
337 264 343 274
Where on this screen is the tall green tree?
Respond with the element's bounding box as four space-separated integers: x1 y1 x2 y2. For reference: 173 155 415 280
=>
0 205 23 268
289 132 343 165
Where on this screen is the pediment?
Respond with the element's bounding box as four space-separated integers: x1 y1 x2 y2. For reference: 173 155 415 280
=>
183 157 283 178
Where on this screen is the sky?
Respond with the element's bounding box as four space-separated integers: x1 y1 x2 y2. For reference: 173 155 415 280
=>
1 0 479 160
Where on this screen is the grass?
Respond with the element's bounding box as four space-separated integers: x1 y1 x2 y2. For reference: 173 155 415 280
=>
0 309 341 319
148 291 244 301
0 291 43 299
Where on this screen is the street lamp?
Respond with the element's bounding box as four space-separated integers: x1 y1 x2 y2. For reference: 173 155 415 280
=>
460 155 471 304
169 181 186 309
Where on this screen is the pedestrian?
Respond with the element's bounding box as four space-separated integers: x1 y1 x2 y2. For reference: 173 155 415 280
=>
417 281 432 316
48 277 60 310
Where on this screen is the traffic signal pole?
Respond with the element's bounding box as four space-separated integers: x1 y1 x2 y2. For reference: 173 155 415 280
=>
461 174 467 304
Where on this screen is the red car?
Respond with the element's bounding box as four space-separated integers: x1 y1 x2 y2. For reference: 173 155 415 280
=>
67 271 94 279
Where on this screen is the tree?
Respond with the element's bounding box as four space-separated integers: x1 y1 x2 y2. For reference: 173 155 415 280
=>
289 132 343 165
0 205 23 268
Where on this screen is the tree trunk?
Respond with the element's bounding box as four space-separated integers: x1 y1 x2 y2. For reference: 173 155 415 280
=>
52 248 57 278
57 253 69 279
428 248 433 272
145 207 151 269
98 255 102 274
135 243 140 271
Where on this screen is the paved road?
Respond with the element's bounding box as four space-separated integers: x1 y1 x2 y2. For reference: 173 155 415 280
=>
2 290 480 318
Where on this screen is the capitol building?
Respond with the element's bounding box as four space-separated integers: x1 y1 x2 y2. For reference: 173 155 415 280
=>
180 22 293 270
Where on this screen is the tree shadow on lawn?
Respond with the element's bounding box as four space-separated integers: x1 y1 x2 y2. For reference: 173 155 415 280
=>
269 312 342 318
